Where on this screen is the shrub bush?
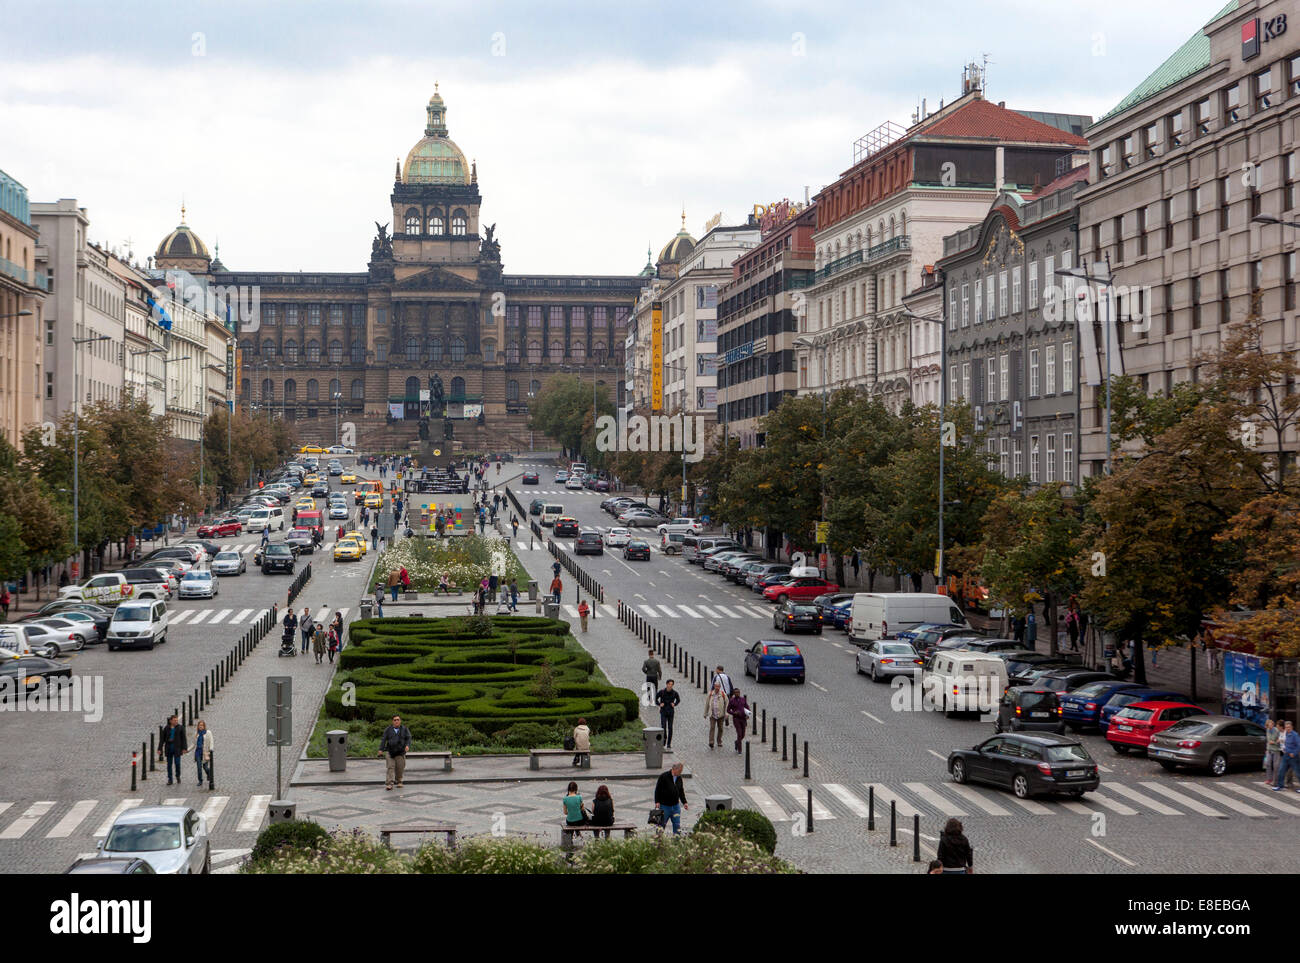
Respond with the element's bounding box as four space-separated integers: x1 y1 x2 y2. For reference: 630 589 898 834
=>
249 819 329 864
693 808 778 855
244 828 410 874
447 837 568 874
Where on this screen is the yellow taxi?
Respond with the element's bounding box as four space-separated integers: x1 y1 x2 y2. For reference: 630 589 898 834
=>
340 472 357 485
303 473 322 487
344 530 369 554
299 445 326 454
294 497 316 513
364 492 383 510
333 538 362 561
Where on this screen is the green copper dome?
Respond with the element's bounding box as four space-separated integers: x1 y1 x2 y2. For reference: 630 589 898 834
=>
402 86 471 186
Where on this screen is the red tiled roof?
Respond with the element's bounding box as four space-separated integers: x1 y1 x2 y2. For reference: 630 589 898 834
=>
917 97 1088 147
1027 163 1089 198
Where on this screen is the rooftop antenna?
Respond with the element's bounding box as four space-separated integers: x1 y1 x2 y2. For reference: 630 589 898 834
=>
982 53 992 95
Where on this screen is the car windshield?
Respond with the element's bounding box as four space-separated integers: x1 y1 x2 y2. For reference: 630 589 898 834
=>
880 644 914 655
266 546 292 556
1044 744 1091 763
214 553 239 562
1109 694 1146 709
1071 682 1112 698
1165 719 1215 736
791 604 817 614
762 644 800 656
114 606 152 622
183 572 210 580
104 822 180 852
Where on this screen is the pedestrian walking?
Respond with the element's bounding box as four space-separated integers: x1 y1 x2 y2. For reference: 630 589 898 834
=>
1066 597 1081 651
642 648 662 699
704 680 728 749
387 568 401 602
656 680 679 748
549 575 563 605
511 517 519 539
563 781 589 834
160 714 188 786
327 623 340 663
552 560 562 579
260 525 270 548
1273 721 1300 792
1265 719 1283 786
571 717 591 767
299 607 314 653
373 581 385 618
1012 614 1025 645
508 578 519 612
378 714 411 790
936 817 974 874
577 599 589 632
282 608 298 648
727 688 750 753
312 624 326 663
653 763 689 835
371 525 379 550
710 665 733 696
0 585 9 621
193 719 213 787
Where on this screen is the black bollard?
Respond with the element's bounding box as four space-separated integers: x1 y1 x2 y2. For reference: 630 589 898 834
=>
771 716 777 753
868 786 875 831
761 709 767 743
791 733 798 769
782 725 788 761
208 750 215 791
913 814 920 862
130 752 137 792
149 732 157 772
140 742 147 781
803 741 809 778
890 799 897 847
744 741 751 780
807 788 815 834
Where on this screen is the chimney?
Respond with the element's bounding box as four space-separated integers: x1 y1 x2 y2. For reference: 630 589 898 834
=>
998 101 1005 108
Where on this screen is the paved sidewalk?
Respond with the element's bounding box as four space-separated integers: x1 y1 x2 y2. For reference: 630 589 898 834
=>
292 752 672 786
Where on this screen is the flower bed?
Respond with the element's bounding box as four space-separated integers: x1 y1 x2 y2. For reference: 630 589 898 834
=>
372 533 526 593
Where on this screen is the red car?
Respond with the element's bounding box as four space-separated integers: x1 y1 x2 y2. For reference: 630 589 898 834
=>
763 577 840 604
197 517 242 538
1105 701 1207 754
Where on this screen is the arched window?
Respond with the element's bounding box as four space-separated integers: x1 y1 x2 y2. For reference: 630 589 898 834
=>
506 341 520 364
529 379 541 396
428 211 444 234
450 376 465 399
593 340 606 361
284 340 298 362
483 339 496 363
306 379 319 401
450 337 465 362
527 341 542 364
350 378 364 400
284 379 297 400
262 339 275 357
306 341 321 363
549 341 563 363
507 380 519 401
350 340 364 364
405 336 419 360
889 215 896 239
240 377 250 400
900 210 907 237
261 378 273 400
571 340 586 363
430 338 443 362
328 378 339 399
878 220 885 239
451 210 467 235
328 340 342 363
240 339 253 356
405 376 419 398
405 208 420 234
865 228 873 250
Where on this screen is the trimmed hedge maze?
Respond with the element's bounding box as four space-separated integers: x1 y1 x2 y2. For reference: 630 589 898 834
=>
325 615 639 736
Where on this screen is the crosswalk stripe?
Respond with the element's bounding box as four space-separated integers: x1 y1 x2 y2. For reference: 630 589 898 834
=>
230 608 254 625
563 605 579 617
1058 800 1098 816
742 787 790 822
639 604 662 618
207 609 232 625
676 604 701 619
1103 782 1181 815
714 605 742 619
1138 782 1226 817
904 782 967 816
0 801 54 839
337 607 350 620
657 604 679 618
1181 783 1269 817
944 784 1012 815
867 784 921 819
240 544 254 555
822 784 872 817
236 795 271 833
199 796 230 825
1225 783 1300 814
170 610 191 625
1087 790 1139 816
784 784 834 819
696 604 720 618
94 799 142 837
162 798 186 807
189 609 212 625
1004 795 1054 814
0 803 11 823
46 800 98 838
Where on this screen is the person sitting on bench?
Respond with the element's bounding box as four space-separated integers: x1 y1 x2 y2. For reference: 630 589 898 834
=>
563 781 589 836
438 572 454 595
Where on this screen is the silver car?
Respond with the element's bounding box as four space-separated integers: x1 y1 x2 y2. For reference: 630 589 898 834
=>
856 640 924 682
210 550 246 576
99 806 210 874
29 617 94 648
178 571 219 599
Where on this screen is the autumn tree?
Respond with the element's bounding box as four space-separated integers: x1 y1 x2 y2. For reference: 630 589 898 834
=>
1211 492 1300 657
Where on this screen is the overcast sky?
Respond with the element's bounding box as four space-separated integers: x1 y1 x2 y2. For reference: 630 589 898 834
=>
1 0 1226 276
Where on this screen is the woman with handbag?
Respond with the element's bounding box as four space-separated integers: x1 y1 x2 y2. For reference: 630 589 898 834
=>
727 688 750 754
571 718 591 767
562 781 589 838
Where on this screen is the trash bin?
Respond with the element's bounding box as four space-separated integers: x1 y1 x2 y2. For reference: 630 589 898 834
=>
268 801 297 824
528 579 538 601
326 730 348 772
359 599 373 619
642 726 665 769
544 601 560 621
705 794 733 812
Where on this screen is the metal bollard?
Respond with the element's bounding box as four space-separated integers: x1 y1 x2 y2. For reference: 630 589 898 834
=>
782 725 788 761
744 741 751 780
890 800 897 847
761 709 767 743
771 717 778 753
140 742 147 781
807 788 815 833
803 741 809 778
208 751 215 791
792 733 798 769
149 732 157 772
131 752 137 792
868 786 875 831
913 814 920 862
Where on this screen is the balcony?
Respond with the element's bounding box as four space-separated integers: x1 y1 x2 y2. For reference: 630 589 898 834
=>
813 236 911 283
0 257 46 291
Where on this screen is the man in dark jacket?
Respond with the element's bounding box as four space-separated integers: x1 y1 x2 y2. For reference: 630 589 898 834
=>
653 762 688 834
656 680 680 749
642 649 662 702
160 714 188 786
378 715 412 790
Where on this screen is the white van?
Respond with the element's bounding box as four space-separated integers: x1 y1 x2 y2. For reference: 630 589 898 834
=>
849 592 968 645
923 651 1008 717
247 506 286 532
106 599 170 651
540 504 564 527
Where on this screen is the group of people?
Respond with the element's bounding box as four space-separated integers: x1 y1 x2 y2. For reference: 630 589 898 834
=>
281 606 345 663
159 714 214 788
562 763 690 836
641 653 750 753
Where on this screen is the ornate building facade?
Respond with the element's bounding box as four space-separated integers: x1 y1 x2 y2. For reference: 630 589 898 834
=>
155 89 639 449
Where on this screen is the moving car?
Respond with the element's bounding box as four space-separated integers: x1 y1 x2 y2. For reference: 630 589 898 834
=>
98 806 210 874
743 639 805 684
286 528 316 554
540 504 564 527
1146 715 1268 776
574 532 603 555
178 570 219 599
554 517 580 537
106 600 169 651
773 598 822 634
554 470 569 483
344 530 369 553
948 733 1100 799
295 496 317 514
299 445 326 454
763 576 840 604
849 592 969 645
923 651 1008 716
312 481 330 497
529 498 545 516
604 527 632 547
334 538 363 561
364 492 383 510
565 475 584 490
328 502 350 520
210 550 246 576
197 517 242 538
1105 701 1208 754
326 445 354 455
855 640 923 681
623 539 651 561
656 517 704 536
522 471 540 485
995 687 1065 733
261 544 296 574
1058 680 1146 730
340 472 358 485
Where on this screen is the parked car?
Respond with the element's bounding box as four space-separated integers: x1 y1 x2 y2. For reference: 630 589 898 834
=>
909 624 984 658
752 572 795 594
746 563 791 590
656 517 704 536
773 598 822 634
564 476 584 490
743 639 806 683
574 532 604 555
588 478 611 492
1033 668 1117 694
763 577 840 604
824 598 854 631
554 470 569 483
623 540 651 561
97 806 210 874
1059 681 1147 730
1098 688 1192 733
29 617 95 649
948 732 1101 799
855 640 923 681
64 856 156 874
1106 701 1208 754
604 527 632 547
849 593 969 645
995 687 1065 734
210 550 246 576
196 517 242 538
0 653 72 690
1007 659 1080 688
105 599 169 651
620 509 669 528
21 606 109 641
955 637 1023 656
1146 715 1268 776
8 622 74 658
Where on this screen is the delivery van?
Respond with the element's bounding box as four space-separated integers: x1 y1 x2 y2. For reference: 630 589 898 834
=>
849 592 968 645
541 504 564 527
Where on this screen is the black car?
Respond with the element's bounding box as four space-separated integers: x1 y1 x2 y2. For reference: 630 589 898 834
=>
179 539 222 559
948 732 1100 799
312 482 329 497
574 532 603 555
554 517 580 537
1033 668 1116 693
285 529 315 554
261 544 296 574
522 472 540 485
774 598 822 634
996 687 1066 733
64 857 156 874
959 637 1023 655
623 540 651 561
529 498 545 516
0 654 72 690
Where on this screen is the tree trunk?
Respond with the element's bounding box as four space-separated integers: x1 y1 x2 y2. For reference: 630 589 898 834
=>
834 554 845 586
1132 629 1147 687
1046 593 1058 657
1189 640 1198 702
910 572 923 592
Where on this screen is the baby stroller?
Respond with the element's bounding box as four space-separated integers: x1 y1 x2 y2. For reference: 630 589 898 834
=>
278 622 297 657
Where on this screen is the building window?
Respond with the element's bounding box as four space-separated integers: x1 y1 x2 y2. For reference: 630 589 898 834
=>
986 357 996 402
308 304 322 326
1121 133 1136 169
1220 269 1231 325
1029 435 1040 483
1144 121 1161 159
1252 260 1263 295
262 304 278 326
286 304 299 325
547 341 562 363
1192 277 1203 329
1029 348 1040 396
1012 268 1021 313
1168 110 1184 148
306 379 319 402
1256 66 1275 110
405 210 420 234
1137 206 1148 256
1286 154 1298 212
1063 432 1074 483
352 304 365 326
1287 252 1297 311
1113 215 1124 263
375 341 388 363
986 276 996 321
482 339 496 363
45 371 53 399
999 437 1009 476
430 338 443 363
1164 198 1174 247
326 304 341 325
451 211 467 235
284 340 298 362
949 288 958 330
284 379 296 401
506 380 519 402
1191 186 1201 241
1013 438 1023 478
350 341 363 364
1220 176 1232 232
262 339 275 357
328 340 342 363
1222 83 1242 125
1045 434 1057 483
1062 341 1073 391
999 270 1008 316
1028 261 1038 308
1100 144 1115 177
961 283 970 327
428 213 444 234
306 341 321 363
450 337 465 362
961 362 970 400
950 367 959 406
527 341 541 364
351 378 364 400
528 306 542 327
1195 97 1212 135
506 341 520 364
1045 344 1056 395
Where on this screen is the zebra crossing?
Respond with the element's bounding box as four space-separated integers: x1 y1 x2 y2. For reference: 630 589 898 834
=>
623 601 774 621
735 779 1300 822
0 795 274 840
168 605 350 627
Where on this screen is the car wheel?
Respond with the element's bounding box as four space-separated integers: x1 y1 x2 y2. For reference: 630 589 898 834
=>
1209 751 1228 777
146 640 155 651
108 644 118 652
754 668 763 684
1012 774 1031 799
1067 789 1085 798
855 658 863 676
814 628 822 635
1158 760 1178 772
202 846 211 874
870 663 881 683
951 758 968 784
1111 743 1129 754
797 676 805 684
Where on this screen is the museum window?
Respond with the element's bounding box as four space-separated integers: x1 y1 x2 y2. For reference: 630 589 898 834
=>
262 339 275 357
507 380 519 401
430 338 443 362
527 341 542 364
406 336 419 359
506 341 520 364
528 305 542 327
328 340 342 364
329 378 339 398
451 376 465 399
284 340 298 362
262 304 278 326
530 379 541 396
306 379 319 402
308 304 322 326
450 337 465 362
549 340 564 363
306 341 320 363
482 339 496 363
571 340 586 362
286 304 300 325
351 378 364 400
452 210 467 235
284 379 296 400
375 341 388 363
352 304 365 326
350 341 363 364
405 209 420 234
428 212 444 234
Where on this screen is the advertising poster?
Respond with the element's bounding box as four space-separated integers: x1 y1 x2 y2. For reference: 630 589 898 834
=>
1223 652 1270 725
388 402 404 420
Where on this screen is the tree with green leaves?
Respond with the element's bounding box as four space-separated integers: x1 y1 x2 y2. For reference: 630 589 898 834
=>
528 375 608 459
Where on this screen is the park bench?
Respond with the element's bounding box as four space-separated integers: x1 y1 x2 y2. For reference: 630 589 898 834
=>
559 822 637 851
379 823 457 849
530 748 591 770
405 750 453 772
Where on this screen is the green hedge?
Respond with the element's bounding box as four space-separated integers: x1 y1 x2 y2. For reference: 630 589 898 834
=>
693 809 778 854
323 615 638 735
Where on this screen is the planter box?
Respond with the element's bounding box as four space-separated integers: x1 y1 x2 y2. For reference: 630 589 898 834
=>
404 592 419 600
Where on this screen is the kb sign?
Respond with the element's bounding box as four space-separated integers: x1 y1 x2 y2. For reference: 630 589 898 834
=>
1243 14 1287 60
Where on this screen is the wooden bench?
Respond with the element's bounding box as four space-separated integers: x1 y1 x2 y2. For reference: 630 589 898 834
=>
530 748 591 770
379 823 457 849
405 750 453 772
560 821 636 851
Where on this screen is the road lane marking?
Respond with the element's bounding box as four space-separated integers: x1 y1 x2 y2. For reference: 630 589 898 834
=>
0 801 54 838
944 784 1012 815
1058 800 1099 816
742 787 789 822
170 611 191 625
860 710 885 724
237 795 271 833
676 604 700 618
697 605 720 618
822 784 872 817
207 609 232 625
46 800 98 838
1182 783 1269 817
713 605 741 618
926 749 947 761
867 784 921 819
639 604 662 618
1138 782 1226 817
1004 795 1054 815
163 798 186 807
1103 782 1181 815
904 782 967 816
783 784 834 819
230 609 254 625
1087 838 1137 867
809 681 828 692
94 799 142 837
189 609 212 625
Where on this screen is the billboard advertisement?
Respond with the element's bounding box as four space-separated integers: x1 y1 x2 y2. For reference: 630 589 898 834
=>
651 301 663 411
1223 652 1270 726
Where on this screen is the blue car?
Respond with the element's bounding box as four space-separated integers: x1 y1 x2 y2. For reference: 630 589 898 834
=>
1059 680 1146 730
824 600 853 630
744 639 806 684
1098 688 1190 733
894 622 949 645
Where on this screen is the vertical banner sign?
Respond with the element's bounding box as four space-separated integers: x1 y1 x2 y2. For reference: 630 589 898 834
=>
651 300 664 411
234 346 242 398
226 342 234 392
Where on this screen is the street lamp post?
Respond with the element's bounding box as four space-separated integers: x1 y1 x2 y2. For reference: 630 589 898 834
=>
1057 257 1115 475
333 391 343 445
71 334 113 578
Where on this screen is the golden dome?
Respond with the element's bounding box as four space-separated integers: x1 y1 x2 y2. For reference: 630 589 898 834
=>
401 86 471 186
